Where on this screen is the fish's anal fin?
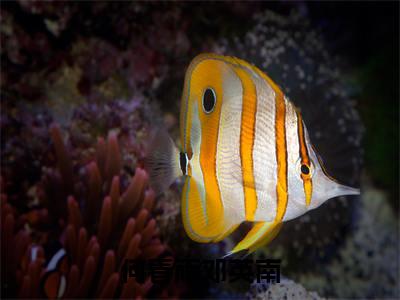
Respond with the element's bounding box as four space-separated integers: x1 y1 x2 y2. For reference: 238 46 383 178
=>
212 224 240 243
182 176 227 243
230 221 283 255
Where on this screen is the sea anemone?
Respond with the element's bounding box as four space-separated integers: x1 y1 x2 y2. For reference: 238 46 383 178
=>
1 124 177 298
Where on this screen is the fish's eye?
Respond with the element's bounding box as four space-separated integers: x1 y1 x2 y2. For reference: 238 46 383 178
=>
202 87 216 113
301 164 310 175
296 158 314 179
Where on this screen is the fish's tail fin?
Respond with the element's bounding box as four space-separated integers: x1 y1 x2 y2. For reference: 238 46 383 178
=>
144 130 182 195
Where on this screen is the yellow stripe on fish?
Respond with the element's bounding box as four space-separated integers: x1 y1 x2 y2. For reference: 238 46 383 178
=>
236 57 289 223
147 53 360 255
274 91 289 222
296 110 313 207
234 67 258 221
181 58 226 241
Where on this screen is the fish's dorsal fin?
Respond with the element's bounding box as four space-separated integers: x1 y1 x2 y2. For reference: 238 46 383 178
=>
195 53 284 95
190 101 202 151
227 221 283 255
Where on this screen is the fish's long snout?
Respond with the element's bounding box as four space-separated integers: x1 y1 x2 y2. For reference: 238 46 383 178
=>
323 177 360 200
312 171 361 209
333 183 360 197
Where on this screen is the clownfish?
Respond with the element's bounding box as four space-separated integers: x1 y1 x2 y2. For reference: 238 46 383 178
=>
147 53 360 255
40 248 68 299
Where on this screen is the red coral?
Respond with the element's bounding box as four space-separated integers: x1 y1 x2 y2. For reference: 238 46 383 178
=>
1 124 177 298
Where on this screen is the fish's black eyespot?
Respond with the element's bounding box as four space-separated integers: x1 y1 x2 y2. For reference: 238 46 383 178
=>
202 88 216 113
301 164 310 175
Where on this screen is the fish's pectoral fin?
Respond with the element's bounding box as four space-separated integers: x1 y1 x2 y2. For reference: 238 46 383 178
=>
230 221 282 255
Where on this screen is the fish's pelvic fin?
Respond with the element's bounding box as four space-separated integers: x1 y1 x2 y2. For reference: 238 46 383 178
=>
230 221 282 255
144 130 182 195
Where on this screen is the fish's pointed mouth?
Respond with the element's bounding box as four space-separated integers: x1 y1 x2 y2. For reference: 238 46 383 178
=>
313 147 360 195
333 183 360 196
319 172 361 202
309 163 360 210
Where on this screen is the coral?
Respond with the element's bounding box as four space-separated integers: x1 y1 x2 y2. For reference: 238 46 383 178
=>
247 278 323 300
1 2 194 120
296 180 399 298
1 102 54 211
212 9 364 267
67 97 162 165
1 124 177 298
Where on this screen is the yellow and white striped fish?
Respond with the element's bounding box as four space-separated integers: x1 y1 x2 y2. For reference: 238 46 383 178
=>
147 53 360 255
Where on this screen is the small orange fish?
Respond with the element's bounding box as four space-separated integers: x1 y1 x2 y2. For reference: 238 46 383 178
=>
41 248 68 299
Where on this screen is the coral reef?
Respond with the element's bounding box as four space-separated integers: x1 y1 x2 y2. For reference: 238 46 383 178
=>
1 124 176 298
247 278 323 300
1 104 54 210
1 2 191 128
296 180 399 298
